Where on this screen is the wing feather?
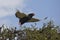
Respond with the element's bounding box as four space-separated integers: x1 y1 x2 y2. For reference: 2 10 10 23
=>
28 18 40 22
15 10 27 18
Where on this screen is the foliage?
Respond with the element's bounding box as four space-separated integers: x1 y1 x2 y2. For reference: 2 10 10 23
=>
0 20 60 40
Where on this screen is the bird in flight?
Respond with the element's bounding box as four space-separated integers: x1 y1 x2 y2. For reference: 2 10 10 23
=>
15 10 40 25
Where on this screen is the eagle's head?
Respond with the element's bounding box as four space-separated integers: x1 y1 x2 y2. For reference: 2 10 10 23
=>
28 13 35 18
29 13 35 16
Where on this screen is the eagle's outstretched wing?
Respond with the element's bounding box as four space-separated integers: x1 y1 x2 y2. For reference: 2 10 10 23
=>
15 10 27 18
28 18 40 22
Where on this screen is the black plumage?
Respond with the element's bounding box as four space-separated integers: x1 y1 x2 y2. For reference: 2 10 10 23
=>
15 10 40 25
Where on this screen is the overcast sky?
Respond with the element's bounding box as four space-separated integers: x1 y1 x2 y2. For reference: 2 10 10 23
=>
0 0 60 29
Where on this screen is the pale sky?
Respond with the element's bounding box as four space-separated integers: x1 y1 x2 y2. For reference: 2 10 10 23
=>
0 0 60 29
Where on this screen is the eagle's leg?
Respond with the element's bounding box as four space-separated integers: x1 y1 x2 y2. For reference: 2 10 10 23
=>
18 22 22 27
